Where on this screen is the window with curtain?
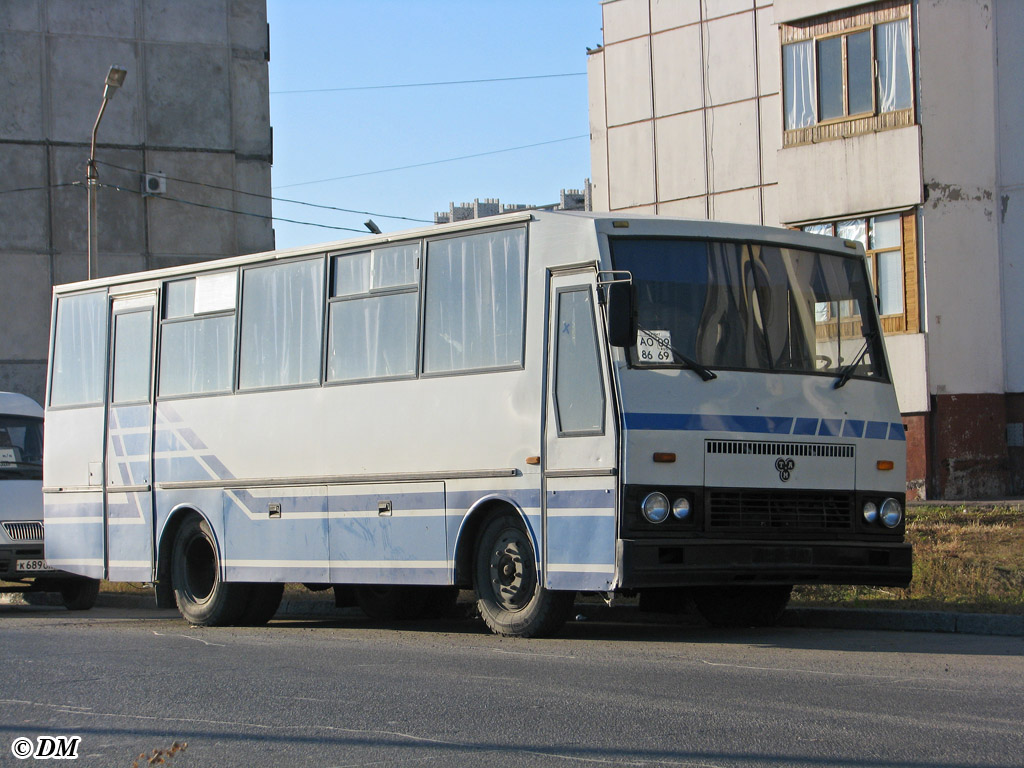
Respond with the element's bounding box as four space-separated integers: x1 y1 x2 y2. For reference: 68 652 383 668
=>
328 243 419 382
802 212 907 322
423 227 526 374
50 291 107 407
239 259 325 390
159 273 236 397
781 6 912 137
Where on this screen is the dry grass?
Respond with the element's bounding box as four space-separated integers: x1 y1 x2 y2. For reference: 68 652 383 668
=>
793 504 1024 614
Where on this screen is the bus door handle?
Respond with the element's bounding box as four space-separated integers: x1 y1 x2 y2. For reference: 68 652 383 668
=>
378 500 393 517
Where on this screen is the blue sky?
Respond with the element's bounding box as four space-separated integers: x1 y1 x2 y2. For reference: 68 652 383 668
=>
267 0 602 249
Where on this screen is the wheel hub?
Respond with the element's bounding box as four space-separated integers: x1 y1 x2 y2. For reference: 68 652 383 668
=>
488 528 536 612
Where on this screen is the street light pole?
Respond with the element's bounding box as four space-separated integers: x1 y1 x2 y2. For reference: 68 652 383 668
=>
87 66 127 281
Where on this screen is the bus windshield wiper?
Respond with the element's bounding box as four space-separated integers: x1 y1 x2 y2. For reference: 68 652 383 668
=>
637 327 717 381
833 330 878 389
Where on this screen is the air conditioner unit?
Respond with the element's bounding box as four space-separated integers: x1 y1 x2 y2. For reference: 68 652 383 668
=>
143 172 166 196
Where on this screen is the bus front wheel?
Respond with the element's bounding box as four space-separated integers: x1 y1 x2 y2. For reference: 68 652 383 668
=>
473 512 574 638
691 584 793 628
171 516 248 626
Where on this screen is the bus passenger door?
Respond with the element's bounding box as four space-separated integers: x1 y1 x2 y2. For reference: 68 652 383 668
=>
543 270 618 592
105 293 157 581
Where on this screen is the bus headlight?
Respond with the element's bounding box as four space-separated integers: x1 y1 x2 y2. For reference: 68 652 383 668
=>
880 498 903 528
641 492 670 524
862 501 878 524
672 497 691 520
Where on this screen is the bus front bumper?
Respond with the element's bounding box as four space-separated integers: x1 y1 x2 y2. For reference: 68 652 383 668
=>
618 538 913 589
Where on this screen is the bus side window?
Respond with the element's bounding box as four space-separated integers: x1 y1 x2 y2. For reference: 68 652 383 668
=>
159 275 236 397
423 227 526 374
327 244 419 382
238 259 324 390
51 292 107 407
554 289 605 435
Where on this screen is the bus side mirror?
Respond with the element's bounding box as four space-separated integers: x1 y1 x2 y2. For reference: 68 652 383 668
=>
606 281 635 348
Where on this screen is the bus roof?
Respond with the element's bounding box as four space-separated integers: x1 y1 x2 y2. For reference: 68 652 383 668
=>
52 210 864 296
0 392 43 419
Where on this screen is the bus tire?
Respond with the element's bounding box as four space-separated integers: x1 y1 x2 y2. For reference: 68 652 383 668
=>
171 516 248 626
692 584 793 628
473 512 574 638
238 583 284 626
60 578 100 611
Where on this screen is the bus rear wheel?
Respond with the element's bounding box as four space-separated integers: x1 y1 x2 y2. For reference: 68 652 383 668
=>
692 584 793 628
473 512 574 638
171 516 248 626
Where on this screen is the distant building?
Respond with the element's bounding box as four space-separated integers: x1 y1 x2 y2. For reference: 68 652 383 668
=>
434 181 592 224
588 0 1023 500
0 0 274 403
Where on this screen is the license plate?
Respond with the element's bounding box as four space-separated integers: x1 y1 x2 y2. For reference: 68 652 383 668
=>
17 559 54 572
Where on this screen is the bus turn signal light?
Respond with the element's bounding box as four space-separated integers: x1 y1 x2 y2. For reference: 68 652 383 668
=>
653 452 676 463
526 456 540 465
877 460 894 471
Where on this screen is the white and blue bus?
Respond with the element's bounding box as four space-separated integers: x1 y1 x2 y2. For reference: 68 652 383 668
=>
43 211 910 636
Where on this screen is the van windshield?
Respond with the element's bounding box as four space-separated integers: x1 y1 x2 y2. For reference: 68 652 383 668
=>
0 415 44 480
610 237 887 381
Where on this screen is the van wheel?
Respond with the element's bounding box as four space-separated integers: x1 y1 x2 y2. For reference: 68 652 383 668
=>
473 512 574 638
171 516 248 626
692 585 793 628
238 583 284 626
60 578 100 611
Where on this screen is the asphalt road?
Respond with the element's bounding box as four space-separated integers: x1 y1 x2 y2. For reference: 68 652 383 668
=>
1 605 1022 768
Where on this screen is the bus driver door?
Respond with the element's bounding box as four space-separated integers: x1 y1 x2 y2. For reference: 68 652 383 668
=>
542 269 618 593
105 291 157 582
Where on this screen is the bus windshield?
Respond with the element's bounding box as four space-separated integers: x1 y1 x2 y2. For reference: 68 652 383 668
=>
0 415 43 480
611 237 887 381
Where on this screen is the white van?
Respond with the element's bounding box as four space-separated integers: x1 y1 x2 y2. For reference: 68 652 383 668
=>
0 392 99 609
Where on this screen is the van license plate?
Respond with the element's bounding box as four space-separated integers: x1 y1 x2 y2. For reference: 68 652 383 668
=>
17 559 54 572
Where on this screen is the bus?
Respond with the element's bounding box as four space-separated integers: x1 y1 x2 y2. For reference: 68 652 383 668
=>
1 391 99 609
43 211 911 636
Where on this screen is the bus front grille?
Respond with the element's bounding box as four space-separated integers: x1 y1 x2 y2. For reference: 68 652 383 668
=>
2 521 44 542
707 490 853 531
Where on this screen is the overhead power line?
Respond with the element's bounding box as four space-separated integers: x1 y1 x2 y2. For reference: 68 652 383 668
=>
94 159 431 223
272 72 586 95
96 181 368 233
274 134 589 190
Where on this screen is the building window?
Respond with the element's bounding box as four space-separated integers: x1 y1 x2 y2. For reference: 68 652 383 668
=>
802 210 918 335
782 3 913 142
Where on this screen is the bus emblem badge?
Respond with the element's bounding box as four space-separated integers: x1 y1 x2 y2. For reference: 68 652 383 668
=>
775 457 795 482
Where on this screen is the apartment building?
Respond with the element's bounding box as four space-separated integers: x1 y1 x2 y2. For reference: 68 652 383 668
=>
587 0 1024 499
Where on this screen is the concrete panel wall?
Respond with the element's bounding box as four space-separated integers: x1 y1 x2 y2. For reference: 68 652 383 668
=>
607 122 655 209
650 0 700 31
917 0 1002 396
0 29 44 140
0 144 48 252
774 0 865 23
604 36 652 126
703 12 757 106
0 0 273 402
777 126 923 223
587 50 610 212
651 24 702 117
602 0 649 44
997 0 1024 392
656 111 706 201
708 100 760 193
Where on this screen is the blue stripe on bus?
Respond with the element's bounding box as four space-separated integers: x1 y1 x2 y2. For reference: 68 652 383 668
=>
546 489 615 509
624 412 906 441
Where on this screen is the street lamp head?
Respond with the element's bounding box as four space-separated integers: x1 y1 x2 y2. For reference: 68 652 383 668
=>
103 66 127 100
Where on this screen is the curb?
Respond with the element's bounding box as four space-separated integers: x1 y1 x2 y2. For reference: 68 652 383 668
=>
5 591 1022 637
